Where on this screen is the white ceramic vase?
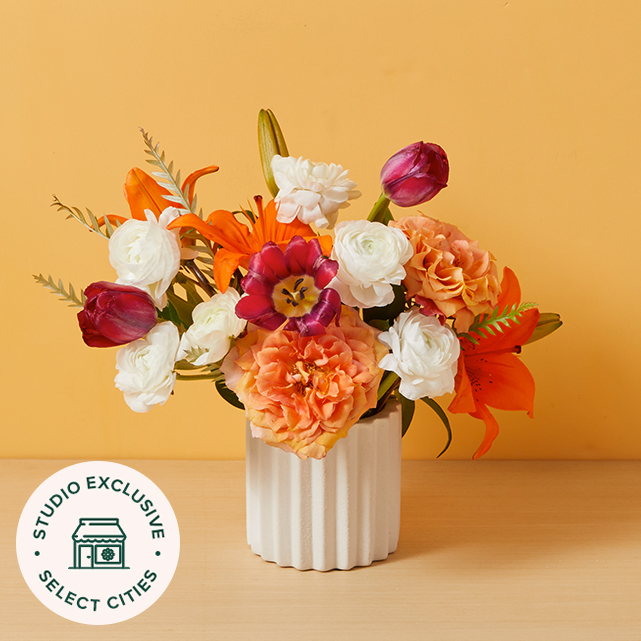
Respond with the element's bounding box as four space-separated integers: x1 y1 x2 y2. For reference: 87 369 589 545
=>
245 400 402 571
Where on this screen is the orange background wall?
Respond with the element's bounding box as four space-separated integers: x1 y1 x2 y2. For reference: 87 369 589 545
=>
1 0 639 460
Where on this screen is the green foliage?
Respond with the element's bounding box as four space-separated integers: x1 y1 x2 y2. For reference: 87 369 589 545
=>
363 285 407 325
367 194 393 225
165 288 195 330
33 274 85 308
52 195 119 239
366 318 390 332
140 128 194 214
175 272 205 306
157 300 183 327
216 379 245 410
421 397 452 458
396 392 415 437
461 302 538 344
525 312 563 344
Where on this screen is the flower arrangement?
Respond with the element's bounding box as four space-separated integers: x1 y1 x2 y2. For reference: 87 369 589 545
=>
36 110 562 460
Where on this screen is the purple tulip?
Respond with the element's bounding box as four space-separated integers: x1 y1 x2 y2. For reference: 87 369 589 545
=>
380 142 449 207
235 236 341 336
77 282 158 347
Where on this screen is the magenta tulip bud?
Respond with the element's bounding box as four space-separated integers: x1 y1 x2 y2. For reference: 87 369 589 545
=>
380 142 449 207
77 282 158 347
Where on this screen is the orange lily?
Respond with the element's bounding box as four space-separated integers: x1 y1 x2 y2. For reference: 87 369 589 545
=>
99 165 219 227
167 197 333 292
448 267 540 459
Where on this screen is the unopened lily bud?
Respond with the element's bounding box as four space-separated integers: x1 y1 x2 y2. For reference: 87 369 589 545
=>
258 109 289 197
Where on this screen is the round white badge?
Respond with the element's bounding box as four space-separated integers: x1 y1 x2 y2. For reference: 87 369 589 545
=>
16 461 180 625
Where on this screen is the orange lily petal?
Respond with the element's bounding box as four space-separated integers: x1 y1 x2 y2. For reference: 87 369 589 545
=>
167 211 253 255
213 248 247 293
124 168 174 220
469 403 500 460
465 352 535 415
182 165 219 204
448 360 477 415
496 266 521 311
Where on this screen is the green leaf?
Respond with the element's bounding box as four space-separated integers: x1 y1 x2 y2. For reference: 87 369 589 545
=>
139 128 192 213
33 273 85 307
215 379 245 410
175 272 205 306
421 397 452 458
363 284 406 324
52 196 113 239
396 392 415 437
157 299 183 327
460 301 538 343
525 312 563 344
367 194 393 224
258 109 289 198
165 289 194 329
366 318 390 332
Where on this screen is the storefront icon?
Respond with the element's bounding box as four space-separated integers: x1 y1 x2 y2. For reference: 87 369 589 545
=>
71 518 128 569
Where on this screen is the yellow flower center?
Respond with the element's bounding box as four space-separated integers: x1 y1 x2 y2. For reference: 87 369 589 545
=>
272 274 320 318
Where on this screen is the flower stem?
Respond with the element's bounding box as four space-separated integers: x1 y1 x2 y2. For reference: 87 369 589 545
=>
176 372 222 382
367 194 392 224
377 371 400 402
185 260 216 298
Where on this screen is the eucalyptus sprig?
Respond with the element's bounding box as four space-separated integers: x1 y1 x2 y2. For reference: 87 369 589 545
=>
460 302 537 345
33 274 86 308
140 128 193 214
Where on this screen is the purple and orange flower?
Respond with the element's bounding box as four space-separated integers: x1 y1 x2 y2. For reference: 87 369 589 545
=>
235 235 341 336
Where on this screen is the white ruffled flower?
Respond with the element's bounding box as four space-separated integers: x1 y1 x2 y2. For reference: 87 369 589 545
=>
114 322 180 413
109 208 182 309
329 220 413 308
271 155 361 229
378 309 460 401
177 289 246 366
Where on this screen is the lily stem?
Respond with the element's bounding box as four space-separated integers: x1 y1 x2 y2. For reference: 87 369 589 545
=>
185 260 216 298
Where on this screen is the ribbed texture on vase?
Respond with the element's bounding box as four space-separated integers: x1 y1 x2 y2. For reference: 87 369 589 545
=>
246 401 402 571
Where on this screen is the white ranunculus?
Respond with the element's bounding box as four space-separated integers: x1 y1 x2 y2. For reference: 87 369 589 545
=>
109 208 182 308
177 289 246 366
378 309 460 401
271 155 361 229
329 220 413 308
114 322 180 413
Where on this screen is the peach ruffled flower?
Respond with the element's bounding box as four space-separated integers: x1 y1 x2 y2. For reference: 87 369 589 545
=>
222 308 387 459
390 215 501 332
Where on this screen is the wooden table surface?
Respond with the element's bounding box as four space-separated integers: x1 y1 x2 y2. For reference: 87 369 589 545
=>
1 460 640 640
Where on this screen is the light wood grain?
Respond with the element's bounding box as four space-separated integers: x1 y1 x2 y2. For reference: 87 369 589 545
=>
2 460 641 640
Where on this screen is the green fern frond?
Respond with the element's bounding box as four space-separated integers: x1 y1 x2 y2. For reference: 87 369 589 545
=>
52 195 120 239
139 128 193 214
461 302 538 344
33 274 86 308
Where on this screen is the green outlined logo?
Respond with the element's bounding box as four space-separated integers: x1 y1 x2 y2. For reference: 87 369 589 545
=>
16 461 180 625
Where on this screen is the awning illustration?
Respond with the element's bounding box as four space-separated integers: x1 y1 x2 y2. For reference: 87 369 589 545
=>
72 518 127 544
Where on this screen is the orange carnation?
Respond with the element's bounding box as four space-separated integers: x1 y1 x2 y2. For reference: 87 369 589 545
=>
222 308 387 459
390 215 501 332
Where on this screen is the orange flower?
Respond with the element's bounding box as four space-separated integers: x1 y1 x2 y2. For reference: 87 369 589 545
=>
99 165 219 226
167 197 332 292
223 307 387 459
448 267 540 459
